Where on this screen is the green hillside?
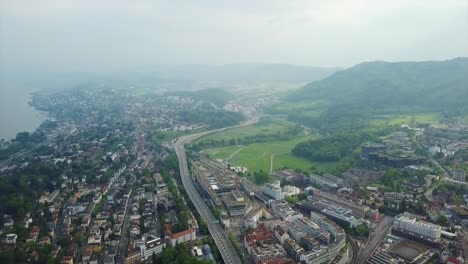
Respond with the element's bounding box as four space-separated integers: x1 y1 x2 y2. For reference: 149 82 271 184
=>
288 57 468 112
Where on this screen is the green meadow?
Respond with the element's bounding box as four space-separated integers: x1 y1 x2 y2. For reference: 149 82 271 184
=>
203 135 328 173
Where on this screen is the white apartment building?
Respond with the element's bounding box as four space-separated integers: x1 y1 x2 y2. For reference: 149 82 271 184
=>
393 214 441 240
269 200 302 221
263 181 284 200
135 235 166 259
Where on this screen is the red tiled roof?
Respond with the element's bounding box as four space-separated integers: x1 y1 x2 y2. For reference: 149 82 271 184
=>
448 256 461 264
170 228 195 239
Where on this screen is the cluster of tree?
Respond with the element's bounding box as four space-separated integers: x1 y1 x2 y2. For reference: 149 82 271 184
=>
253 170 270 184
354 224 369 237
0 242 55 264
0 131 47 160
453 149 468 161
0 162 62 219
437 214 449 226
381 169 402 192
292 132 379 162
433 183 468 205
159 154 190 233
179 109 244 129
379 197 408 215
284 193 308 205
152 243 214 264
228 232 243 260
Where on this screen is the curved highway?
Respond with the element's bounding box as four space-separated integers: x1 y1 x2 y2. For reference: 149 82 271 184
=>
173 118 260 264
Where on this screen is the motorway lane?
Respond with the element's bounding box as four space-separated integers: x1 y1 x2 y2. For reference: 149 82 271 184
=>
172 118 265 264
175 141 242 264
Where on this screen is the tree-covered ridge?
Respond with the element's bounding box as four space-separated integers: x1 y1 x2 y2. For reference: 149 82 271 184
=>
288 57 468 112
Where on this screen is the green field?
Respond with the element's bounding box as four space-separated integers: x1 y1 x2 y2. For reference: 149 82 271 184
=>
369 113 441 127
204 145 244 160
197 115 344 173
194 116 295 144
202 135 335 173
271 99 329 112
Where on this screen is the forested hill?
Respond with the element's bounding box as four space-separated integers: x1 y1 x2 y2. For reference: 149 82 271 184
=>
288 57 468 112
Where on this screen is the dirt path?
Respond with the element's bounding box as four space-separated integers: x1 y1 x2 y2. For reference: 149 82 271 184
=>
270 152 288 174
225 145 245 162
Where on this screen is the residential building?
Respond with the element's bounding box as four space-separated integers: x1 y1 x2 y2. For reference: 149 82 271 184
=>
274 225 289 245
139 235 165 259
167 228 196 247
270 200 302 221
309 174 338 191
222 190 248 216
60 256 73 264
3 215 14 227
263 181 284 200
244 224 293 264
283 238 304 261
393 214 441 240
5 233 17 244
452 170 465 182
283 185 300 197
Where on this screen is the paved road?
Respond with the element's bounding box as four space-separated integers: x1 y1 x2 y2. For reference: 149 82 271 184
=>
355 216 394 264
172 118 262 264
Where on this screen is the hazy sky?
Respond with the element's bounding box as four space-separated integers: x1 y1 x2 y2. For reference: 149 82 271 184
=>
1 0 467 70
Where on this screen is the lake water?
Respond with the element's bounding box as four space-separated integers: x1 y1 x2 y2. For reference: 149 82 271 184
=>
0 86 46 140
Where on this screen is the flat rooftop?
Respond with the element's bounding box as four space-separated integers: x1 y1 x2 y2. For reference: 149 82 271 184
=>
389 240 429 261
